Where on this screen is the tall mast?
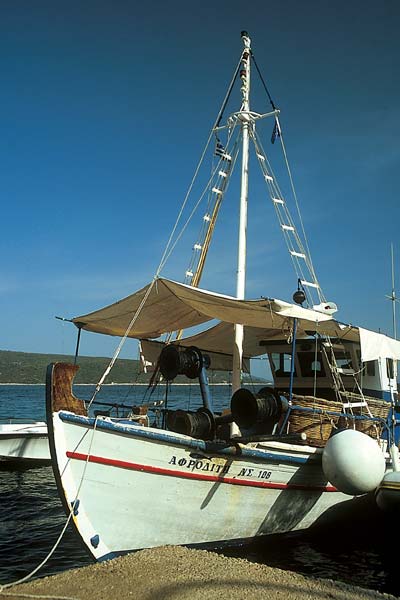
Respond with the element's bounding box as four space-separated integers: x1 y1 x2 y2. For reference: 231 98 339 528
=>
232 31 251 392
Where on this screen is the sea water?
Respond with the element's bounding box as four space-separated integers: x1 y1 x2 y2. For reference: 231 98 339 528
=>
0 384 398 596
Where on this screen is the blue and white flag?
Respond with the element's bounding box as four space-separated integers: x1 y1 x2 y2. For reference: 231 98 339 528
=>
215 142 226 156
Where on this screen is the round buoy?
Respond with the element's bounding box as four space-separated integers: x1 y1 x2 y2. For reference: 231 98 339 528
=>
322 429 385 496
376 471 400 512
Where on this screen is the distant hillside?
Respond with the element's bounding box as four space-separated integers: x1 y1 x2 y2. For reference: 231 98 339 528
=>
0 350 144 384
0 349 267 385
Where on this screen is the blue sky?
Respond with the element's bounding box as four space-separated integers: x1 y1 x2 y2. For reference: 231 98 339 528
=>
1 0 399 366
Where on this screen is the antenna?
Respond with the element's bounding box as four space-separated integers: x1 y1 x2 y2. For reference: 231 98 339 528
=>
385 243 399 339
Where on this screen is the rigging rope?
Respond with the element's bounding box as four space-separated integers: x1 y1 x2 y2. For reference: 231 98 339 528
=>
251 128 318 305
85 56 245 406
250 51 277 111
215 59 241 129
159 129 241 272
275 116 323 303
250 45 320 302
87 280 156 408
158 55 243 275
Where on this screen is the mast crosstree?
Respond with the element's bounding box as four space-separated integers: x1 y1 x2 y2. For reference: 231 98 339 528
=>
176 31 327 384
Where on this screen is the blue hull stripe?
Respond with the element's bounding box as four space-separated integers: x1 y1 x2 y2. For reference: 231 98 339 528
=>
59 411 320 466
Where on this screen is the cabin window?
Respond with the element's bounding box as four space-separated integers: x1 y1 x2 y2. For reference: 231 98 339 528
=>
297 352 326 377
334 352 353 372
387 359 394 379
366 361 376 376
271 352 296 377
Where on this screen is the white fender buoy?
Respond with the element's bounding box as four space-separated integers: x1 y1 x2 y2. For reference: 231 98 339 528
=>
376 471 400 512
322 429 385 496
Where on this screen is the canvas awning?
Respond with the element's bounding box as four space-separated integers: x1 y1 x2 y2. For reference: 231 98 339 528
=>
72 277 333 339
140 322 400 372
72 277 400 367
139 321 356 372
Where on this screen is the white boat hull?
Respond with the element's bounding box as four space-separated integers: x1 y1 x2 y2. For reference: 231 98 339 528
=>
0 422 50 463
50 410 353 560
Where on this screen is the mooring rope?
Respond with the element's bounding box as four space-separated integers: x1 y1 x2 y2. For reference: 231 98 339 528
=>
0 420 99 598
0 514 77 600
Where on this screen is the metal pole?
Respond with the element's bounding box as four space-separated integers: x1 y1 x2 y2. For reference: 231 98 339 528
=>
74 326 82 365
289 319 297 401
232 31 251 393
199 366 214 413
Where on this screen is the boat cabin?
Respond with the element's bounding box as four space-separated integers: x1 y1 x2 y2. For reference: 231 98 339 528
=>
261 338 397 403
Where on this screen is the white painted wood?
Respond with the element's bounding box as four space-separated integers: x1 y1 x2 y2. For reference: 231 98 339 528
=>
52 412 353 560
0 422 49 461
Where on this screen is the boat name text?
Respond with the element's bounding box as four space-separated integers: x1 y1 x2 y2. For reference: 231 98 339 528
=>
168 455 230 474
168 456 272 479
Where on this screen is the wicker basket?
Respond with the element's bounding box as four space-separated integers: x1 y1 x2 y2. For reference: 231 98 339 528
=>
345 395 390 440
286 394 342 448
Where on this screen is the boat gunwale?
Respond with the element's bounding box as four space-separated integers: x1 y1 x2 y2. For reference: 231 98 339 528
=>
57 410 322 466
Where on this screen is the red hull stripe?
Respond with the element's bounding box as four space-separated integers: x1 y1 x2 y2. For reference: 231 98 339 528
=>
66 451 337 492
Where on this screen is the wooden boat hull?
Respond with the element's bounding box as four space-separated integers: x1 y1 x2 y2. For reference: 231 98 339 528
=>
48 408 354 561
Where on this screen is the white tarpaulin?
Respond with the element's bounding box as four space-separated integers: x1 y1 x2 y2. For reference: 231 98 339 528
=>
72 278 399 366
359 327 400 362
72 277 333 340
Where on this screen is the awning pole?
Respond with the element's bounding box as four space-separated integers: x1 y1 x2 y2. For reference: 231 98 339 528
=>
74 326 82 365
289 318 297 402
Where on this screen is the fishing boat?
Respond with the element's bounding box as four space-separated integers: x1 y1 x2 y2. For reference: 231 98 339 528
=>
46 31 400 561
0 420 50 464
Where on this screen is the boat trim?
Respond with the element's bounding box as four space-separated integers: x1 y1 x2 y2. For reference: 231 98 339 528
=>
66 450 337 492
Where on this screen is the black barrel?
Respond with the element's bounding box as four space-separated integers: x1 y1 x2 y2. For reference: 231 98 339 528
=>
159 345 205 380
231 387 283 429
166 408 214 439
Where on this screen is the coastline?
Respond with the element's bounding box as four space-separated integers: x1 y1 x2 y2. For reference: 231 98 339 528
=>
0 546 394 600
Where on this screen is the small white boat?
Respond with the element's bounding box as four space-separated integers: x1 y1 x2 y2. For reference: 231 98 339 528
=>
46 31 400 561
0 421 50 464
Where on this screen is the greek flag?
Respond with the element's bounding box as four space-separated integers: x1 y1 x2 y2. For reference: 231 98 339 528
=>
215 142 226 156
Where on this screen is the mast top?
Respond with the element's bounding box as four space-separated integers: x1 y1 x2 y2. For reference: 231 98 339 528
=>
241 30 251 48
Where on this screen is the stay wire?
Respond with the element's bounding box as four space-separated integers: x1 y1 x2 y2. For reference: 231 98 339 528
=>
251 49 322 305
250 51 277 111
276 116 324 304
215 59 240 129
158 54 242 275
159 129 241 270
87 55 245 407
